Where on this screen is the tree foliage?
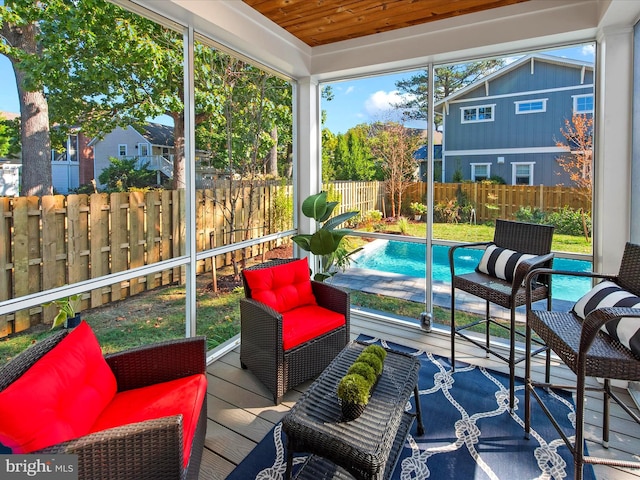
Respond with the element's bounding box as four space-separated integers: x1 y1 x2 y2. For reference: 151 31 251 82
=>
369 122 422 217
555 113 593 202
395 60 504 127
1 0 293 196
331 125 381 181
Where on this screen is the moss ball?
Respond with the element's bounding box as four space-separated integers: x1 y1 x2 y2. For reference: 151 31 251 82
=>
362 344 387 362
356 352 383 376
347 361 376 385
336 373 371 405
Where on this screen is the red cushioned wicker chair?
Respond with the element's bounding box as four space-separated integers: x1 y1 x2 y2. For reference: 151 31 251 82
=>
449 219 554 411
0 324 207 480
240 258 350 404
525 242 640 480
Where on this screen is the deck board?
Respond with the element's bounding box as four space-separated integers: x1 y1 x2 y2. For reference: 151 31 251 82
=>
200 313 640 479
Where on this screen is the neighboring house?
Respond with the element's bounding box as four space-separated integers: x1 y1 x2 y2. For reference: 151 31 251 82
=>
434 54 594 186
413 130 443 182
51 128 94 194
90 122 175 189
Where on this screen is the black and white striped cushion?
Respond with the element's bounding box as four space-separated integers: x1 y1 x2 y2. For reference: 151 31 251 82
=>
572 280 640 357
476 244 536 283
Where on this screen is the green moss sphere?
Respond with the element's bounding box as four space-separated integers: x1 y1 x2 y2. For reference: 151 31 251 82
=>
356 352 383 376
347 361 377 385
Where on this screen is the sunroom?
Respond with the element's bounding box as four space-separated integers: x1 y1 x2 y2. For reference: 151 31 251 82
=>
1 0 640 479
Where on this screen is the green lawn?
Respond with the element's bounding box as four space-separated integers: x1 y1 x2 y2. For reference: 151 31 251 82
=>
360 221 592 255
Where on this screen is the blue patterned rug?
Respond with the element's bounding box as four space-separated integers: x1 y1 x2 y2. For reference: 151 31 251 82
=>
227 336 595 480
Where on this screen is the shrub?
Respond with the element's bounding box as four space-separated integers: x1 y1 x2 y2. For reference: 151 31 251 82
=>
409 202 428 215
514 206 547 224
98 157 156 192
336 373 371 405
397 217 409 234
356 352 383 376
347 361 377 385
546 206 591 236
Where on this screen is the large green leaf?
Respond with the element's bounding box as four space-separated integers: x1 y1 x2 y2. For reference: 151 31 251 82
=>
317 201 338 222
323 211 359 231
309 229 337 255
301 192 328 221
291 234 313 251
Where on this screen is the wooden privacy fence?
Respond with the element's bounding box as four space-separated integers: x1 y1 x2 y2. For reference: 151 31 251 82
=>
1 180 586 336
0 183 294 337
405 183 591 223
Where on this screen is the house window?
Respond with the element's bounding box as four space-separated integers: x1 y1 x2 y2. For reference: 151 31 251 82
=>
138 143 150 156
515 99 547 114
471 163 491 181
461 104 495 123
573 94 593 114
512 162 534 185
118 144 127 157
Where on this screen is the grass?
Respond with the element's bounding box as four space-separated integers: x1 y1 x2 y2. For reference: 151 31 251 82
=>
367 221 592 255
1 221 587 367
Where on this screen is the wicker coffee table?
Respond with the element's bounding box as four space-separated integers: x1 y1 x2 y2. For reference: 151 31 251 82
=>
282 341 424 480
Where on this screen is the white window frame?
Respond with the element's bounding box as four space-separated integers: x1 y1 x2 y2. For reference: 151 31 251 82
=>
515 98 547 114
461 104 495 123
572 94 594 114
471 163 491 181
512 162 535 186
118 144 127 157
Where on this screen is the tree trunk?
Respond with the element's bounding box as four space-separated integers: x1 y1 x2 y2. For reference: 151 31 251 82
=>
3 21 53 196
17 76 52 196
171 113 185 189
267 126 278 176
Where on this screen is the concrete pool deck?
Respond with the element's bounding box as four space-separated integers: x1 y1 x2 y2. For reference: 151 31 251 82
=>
329 267 575 322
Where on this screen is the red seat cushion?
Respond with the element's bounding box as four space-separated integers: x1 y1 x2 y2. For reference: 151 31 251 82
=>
89 373 207 468
0 321 117 453
282 305 345 350
243 258 317 313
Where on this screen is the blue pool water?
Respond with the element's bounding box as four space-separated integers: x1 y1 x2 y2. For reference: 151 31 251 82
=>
353 240 592 303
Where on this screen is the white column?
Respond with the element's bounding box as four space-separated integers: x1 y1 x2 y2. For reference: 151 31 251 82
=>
632 21 640 244
295 77 322 270
594 26 633 272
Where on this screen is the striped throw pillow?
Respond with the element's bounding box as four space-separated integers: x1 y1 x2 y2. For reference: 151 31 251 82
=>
572 280 640 357
475 244 536 284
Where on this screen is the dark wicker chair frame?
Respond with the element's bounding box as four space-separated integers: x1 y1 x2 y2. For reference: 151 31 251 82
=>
525 242 640 480
0 330 208 480
240 258 350 404
449 219 554 410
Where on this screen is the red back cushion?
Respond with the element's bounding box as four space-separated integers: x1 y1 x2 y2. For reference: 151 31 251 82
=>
243 258 317 313
0 321 117 453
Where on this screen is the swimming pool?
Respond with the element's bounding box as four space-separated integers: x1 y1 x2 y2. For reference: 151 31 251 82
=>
352 240 592 302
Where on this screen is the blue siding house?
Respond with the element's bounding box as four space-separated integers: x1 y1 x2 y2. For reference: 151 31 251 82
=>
435 53 594 186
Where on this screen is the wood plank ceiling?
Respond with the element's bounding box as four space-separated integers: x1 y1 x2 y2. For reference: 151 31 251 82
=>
242 0 531 47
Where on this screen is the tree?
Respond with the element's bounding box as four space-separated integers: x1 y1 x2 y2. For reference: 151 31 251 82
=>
555 113 593 241
369 122 422 217
394 60 504 128
555 113 593 201
331 125 380 181
0 116 20 159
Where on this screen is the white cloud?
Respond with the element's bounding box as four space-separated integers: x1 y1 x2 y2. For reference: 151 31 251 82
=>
364 90 407 116
581 44 595 58
345 86 355 95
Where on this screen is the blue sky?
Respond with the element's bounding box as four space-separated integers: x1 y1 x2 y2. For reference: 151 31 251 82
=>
1 44 595 131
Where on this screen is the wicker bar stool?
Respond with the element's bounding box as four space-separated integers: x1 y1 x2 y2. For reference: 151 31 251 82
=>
449 219 554 411
525 242 640 480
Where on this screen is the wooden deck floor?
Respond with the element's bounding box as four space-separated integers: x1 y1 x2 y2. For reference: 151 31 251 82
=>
199 313 640 480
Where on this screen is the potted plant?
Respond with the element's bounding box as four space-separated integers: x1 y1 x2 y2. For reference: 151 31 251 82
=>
409 202 428 221
292 191 362 281
337 345 388 421
44 294 82 329
336 373 371 421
